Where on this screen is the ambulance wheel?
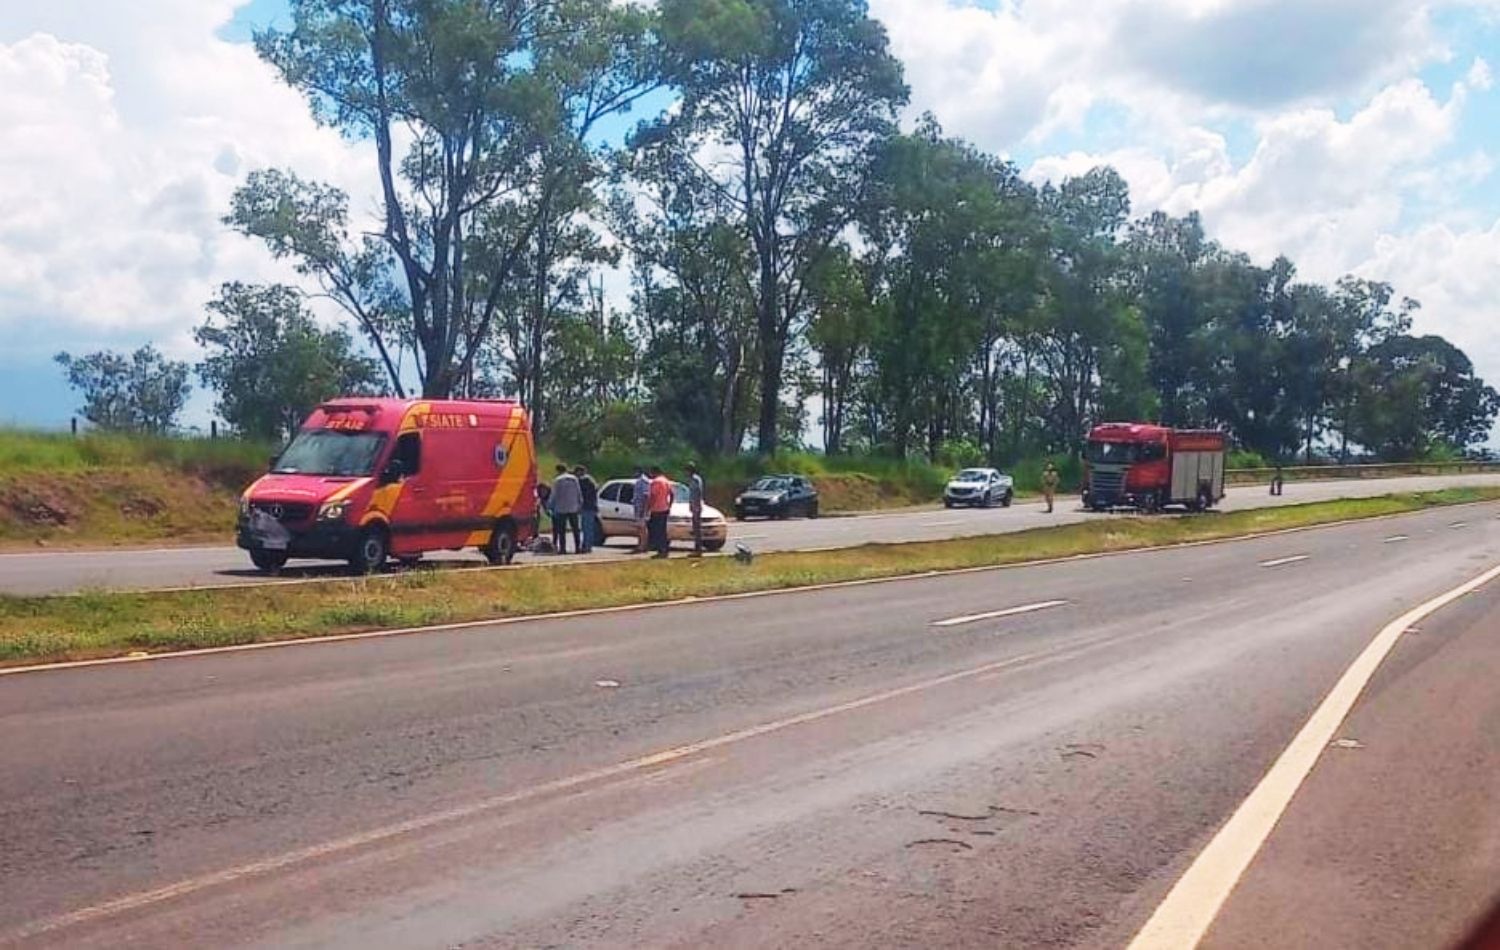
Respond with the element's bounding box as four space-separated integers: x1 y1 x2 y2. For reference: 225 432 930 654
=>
483 521 517 566
249 549 287 574
349 527 388 575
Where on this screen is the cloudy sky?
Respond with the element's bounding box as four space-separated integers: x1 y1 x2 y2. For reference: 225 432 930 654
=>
2 0 1498 433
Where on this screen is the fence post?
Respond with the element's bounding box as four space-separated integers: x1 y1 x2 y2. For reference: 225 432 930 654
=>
70 417 77 436
211 420 218 440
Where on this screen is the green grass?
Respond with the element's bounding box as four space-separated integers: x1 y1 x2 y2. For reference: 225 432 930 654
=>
2 486 1494 668
0 428 273 476
0 430 271 549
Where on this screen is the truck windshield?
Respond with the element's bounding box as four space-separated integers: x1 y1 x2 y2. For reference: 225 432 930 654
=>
1087 441 1139 465
272 430 387 477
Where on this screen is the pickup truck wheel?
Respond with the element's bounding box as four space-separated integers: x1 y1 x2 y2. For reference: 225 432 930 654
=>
807 500 820 519
943 498 954 509
349 527 388 575
1001 490 1013 508
249 549 287 574
483 521 517 565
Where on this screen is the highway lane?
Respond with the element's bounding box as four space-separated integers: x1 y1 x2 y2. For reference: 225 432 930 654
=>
2 471 1497 595
1 502 1496 947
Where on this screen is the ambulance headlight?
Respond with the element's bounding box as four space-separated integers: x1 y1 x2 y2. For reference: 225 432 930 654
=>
317 500 350 522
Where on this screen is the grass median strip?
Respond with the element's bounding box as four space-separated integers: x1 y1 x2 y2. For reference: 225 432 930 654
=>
2 487 1497 668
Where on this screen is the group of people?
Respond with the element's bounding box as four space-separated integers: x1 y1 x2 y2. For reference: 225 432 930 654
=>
536 464 601 555
535 461 707 559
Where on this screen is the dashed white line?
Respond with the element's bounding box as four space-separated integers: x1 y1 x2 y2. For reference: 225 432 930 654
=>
922 519 966 528
1449 521 1468 529
1383 535 1409 544
931 600 1069 628
1259 555 1310 568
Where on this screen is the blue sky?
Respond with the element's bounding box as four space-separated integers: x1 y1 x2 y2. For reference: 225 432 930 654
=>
2 0 1499 444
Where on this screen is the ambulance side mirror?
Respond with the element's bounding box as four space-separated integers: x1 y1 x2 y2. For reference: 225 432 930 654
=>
266 456 278 472
379 459 405 485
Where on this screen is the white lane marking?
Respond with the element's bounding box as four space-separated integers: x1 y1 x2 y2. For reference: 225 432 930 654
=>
922 519 966 527
1383 535 1409 544
1450 521 1468 529
735 534 769 541
8 635 1111 941
1127 560 1500 950
931 600 1069 628
1259 555 1310 568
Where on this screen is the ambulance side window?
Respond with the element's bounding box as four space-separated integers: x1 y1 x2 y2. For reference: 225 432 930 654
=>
389 432 421 479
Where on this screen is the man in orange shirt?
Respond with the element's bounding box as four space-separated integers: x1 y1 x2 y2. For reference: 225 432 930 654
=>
647 465 674 559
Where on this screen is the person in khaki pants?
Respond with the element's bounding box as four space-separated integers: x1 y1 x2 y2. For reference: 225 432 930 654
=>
632 466 650 553
1042 462 1060 513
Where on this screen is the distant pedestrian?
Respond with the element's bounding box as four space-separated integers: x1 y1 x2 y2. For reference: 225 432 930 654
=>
1042 462 1060 514
686 462 705 556
647 465 674 558
575 465 599 554
632 465 650 554
534 481 552 545
550 463 582 554
1270 464 1285 497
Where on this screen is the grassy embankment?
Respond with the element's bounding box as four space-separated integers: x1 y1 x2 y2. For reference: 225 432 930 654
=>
0 430 270 548
0 429 960 549
2 486 1494 667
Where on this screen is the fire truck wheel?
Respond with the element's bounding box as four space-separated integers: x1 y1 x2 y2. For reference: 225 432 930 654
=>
1197 486 1214 511
349 527 389 575
483 521 518 565
249 549 287 574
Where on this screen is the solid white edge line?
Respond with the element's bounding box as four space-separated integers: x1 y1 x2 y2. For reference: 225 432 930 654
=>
1258 555 1310 568
1126 560 1500 950
4 499 1497 677
931 600 1069 627
1382 535 1409 543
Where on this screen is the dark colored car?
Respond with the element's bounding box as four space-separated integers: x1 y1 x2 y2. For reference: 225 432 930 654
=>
734 475 820 520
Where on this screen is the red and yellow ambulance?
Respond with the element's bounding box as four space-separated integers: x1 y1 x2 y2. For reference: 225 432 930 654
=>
236 398 537 574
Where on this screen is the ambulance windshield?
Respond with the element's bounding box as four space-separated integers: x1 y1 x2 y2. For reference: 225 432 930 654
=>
273 430 387 477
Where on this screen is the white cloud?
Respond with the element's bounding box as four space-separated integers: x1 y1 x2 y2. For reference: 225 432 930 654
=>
0 3 373 362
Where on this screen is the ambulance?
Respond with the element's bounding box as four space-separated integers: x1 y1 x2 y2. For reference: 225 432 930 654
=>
237 398 537 574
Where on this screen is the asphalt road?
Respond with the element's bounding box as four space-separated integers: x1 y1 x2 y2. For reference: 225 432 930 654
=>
2 472 1498 595
1 502 1497 947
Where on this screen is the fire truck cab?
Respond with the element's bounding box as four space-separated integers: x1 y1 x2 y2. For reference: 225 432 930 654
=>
1082 423 1227 513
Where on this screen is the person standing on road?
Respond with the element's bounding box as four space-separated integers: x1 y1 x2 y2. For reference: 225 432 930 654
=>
647 465 673 559
534 481 552 548
575 465 599 554
1042 462 1060 514
686 462 705 556
1271 464 1285 497
632 465 650 554
550 463 582 554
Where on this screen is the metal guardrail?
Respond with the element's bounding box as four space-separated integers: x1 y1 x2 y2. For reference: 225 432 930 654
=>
1224 461 1500 485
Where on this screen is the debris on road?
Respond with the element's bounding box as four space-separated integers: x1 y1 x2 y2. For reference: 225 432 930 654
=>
907 838 974 851
594 679 621 689
1330 738 1364 750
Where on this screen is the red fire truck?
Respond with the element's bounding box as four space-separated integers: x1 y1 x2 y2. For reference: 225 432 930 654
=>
1081 423 1227 512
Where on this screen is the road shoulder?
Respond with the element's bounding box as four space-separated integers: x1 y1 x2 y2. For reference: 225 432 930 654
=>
1202 583 1500 950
